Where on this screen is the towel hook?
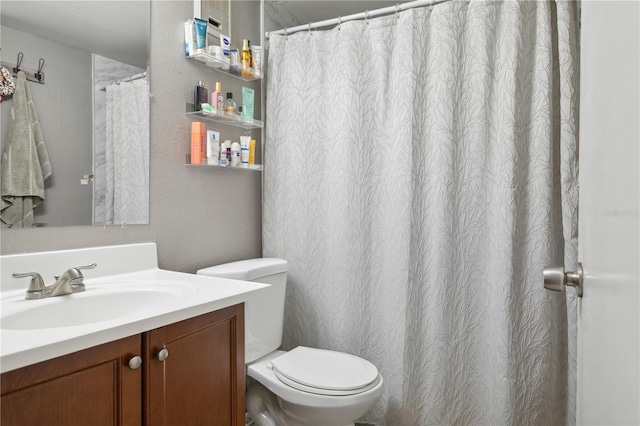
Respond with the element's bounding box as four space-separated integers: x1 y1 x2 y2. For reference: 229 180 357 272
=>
13 52 24 74
35 58 45 83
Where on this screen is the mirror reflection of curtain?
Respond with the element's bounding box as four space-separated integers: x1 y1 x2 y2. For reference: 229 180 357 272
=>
105 78 149 225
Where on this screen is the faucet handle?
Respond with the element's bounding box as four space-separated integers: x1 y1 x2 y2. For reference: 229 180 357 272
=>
75 263 98 272
61 263 97 294
12 272 46 293
54 263 97 281
70 263 97 282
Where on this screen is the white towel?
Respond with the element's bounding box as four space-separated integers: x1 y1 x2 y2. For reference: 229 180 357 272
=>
1 71 52 228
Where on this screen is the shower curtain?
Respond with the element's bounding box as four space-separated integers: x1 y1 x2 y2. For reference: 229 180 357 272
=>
105 78 149 225
264 0 579 424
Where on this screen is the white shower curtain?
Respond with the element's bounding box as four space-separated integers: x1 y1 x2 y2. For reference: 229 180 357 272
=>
264 0 579 424
105 78 149 225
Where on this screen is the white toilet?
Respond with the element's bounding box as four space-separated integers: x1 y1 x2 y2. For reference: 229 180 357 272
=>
197 258 383 426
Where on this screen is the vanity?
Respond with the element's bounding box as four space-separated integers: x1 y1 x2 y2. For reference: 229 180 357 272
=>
0 243 268 425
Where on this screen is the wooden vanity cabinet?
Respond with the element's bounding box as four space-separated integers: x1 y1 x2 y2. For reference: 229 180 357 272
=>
1 334 142 426
145 303 245 425
0 304 245 426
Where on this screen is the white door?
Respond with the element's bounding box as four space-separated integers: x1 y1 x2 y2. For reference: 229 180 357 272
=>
577 1 639 424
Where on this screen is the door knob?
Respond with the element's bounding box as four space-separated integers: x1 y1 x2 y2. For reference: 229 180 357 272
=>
128 355 143 370
156 348 169 362
543 262 583 297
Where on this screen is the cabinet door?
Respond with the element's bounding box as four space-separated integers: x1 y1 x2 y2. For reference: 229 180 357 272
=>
1 334 142 426
145 304 245 426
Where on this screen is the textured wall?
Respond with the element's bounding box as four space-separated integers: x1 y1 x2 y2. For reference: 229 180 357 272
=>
1 1 263 273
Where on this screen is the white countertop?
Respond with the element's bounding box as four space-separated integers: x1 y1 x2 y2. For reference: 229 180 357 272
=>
0 243 269 373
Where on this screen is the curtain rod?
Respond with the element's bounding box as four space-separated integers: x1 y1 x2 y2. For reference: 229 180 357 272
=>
99 71 147 92
265 0 450 39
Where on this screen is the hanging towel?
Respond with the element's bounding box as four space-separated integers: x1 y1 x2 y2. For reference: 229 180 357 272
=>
1 71 52 228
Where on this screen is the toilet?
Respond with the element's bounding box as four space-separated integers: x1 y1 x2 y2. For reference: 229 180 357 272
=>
197 258 383 426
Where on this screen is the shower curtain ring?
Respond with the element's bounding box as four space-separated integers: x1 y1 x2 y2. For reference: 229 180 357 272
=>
395 3 401 18
364 10 370 25
337 16 342 30
284 28 288 38
308 22 313 35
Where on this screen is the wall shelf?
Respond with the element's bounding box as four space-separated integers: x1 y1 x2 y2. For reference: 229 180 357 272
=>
185 163 263 172
186 52 262 81
185 105 263 130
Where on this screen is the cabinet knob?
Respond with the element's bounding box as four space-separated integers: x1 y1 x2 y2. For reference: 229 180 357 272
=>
156 348 169 362
128 355 143 370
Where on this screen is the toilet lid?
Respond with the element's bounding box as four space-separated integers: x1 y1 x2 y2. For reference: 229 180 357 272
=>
270 346 379 395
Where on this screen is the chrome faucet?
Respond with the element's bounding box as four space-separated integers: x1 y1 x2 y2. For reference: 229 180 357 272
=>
13 264 97 300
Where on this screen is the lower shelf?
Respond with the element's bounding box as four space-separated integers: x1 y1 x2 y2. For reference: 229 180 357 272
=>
186 163 263 172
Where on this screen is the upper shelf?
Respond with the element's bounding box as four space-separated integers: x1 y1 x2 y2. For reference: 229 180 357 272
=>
187 52 262 82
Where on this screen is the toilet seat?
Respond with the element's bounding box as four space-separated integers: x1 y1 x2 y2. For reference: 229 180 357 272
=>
270 346 380 396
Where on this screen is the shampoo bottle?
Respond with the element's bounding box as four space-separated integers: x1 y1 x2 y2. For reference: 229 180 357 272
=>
194 81 208 111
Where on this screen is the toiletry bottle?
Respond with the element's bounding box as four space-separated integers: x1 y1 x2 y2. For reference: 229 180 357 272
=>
249 139 256 165
242 86 254 119
240 136 250 167
190 122 206 164
241 39 252 77
251 45 262 75
220 141 228 166
217 86 225 113
206 130 220 165
211 82 223 114
229 50 240 75
194 81 208 111
231 142 241 166
224 92 237 114
194 18 208 54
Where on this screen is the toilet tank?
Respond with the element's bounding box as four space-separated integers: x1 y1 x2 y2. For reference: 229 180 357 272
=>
197 258 288 363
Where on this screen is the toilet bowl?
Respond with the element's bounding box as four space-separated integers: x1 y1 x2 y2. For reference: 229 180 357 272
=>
197 259 383 426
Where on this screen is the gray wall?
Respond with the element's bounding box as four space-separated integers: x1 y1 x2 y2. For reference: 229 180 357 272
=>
1 1 263 273
1 25 93 226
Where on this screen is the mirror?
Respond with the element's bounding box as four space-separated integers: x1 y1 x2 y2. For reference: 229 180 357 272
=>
0 1 150 228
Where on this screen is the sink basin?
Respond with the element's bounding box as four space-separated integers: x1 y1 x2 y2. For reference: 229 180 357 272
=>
1 280 198 330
